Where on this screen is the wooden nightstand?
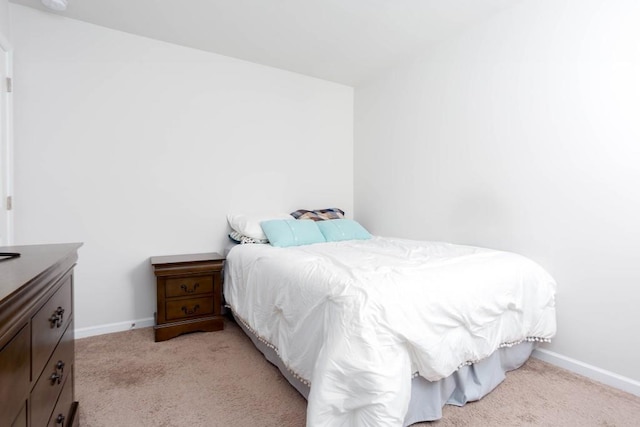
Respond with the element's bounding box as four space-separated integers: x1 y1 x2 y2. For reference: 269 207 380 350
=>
150 252 225 342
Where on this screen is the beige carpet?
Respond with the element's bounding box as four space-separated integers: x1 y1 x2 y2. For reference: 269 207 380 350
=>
76 319 640 426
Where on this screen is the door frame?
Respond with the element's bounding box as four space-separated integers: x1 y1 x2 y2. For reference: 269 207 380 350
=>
0 33 13 246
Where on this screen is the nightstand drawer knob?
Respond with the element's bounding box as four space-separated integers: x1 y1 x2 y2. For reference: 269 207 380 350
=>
180 283 200 293
181 304 200 315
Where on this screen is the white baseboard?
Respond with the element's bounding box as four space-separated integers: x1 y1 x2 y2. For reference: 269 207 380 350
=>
75 317 155 339
533 348 640 397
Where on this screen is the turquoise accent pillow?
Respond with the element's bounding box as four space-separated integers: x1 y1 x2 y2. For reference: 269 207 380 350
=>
317 219 372 242
260 219 326 247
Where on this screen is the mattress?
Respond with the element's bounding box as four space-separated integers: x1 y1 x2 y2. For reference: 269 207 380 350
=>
224 237 556 426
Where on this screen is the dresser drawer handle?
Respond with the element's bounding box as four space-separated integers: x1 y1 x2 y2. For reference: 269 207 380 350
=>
49 306 65 328
181 304 200 315
50 360 65 385
56 414 65 425
180 283 200 294
50 371 62 385
57 360 65 375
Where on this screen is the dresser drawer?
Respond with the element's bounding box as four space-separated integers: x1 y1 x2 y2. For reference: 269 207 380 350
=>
0 325 30 426
165 275 213 298
31 320 74 427
47 366 74 427
32 275 73 381
166 296 214 320
10 402 27 427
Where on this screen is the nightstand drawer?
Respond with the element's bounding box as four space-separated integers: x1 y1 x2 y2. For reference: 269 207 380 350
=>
165 297 214 320
165 276 213 298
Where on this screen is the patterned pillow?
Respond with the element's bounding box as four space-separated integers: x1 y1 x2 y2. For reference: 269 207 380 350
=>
290 208 345 222
228 231 269 245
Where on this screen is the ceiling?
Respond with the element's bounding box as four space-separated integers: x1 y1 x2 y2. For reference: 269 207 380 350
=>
10 0 519 86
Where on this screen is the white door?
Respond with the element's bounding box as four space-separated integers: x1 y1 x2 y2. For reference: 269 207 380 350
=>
0 44 12 246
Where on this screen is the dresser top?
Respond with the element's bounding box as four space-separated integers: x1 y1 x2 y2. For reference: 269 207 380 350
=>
0 243 83 303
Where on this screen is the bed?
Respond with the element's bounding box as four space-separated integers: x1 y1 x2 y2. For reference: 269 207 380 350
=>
223 234 556 426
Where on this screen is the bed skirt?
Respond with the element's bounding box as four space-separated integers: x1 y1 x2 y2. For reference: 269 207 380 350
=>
233 313 535 425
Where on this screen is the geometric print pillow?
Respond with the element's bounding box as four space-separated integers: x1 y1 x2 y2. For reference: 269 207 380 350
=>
290 208 345 222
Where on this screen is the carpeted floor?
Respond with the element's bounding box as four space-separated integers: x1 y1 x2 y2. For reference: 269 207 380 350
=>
75 319 640 426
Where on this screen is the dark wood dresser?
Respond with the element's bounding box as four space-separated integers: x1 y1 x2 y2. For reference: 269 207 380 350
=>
0 243 82 427
151 252 225 342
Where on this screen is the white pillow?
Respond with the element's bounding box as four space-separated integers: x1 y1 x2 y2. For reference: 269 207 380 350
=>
227 213 292 240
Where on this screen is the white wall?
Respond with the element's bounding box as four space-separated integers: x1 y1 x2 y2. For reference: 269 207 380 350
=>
355 0 640 383
0 1 11 248
0 0 9 42
11 5 353 332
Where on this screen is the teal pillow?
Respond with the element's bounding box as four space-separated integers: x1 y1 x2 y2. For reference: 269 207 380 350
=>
317 219 372 242
260 219 326 247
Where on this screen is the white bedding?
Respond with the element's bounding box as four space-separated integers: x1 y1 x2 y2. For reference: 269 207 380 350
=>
224 237 557 426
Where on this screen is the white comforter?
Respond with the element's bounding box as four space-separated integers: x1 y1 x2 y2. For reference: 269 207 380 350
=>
224 237 556 426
